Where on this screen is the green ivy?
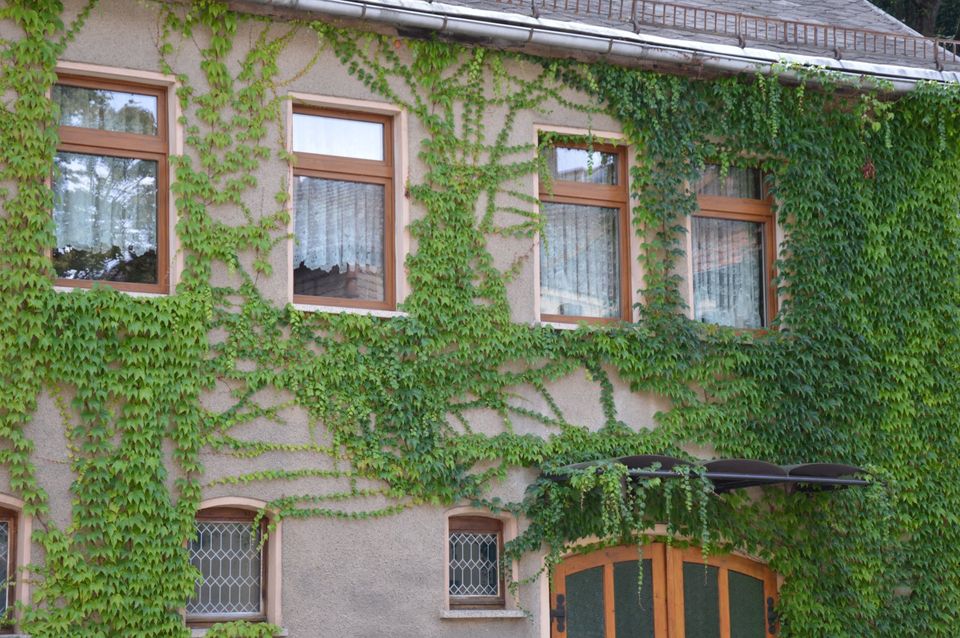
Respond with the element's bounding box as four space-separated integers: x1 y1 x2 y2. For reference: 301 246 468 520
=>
0 0 958 636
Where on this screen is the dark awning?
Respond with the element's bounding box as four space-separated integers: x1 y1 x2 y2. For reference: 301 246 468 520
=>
548 454 869 493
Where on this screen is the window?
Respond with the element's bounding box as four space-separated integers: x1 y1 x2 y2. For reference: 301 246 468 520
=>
52 76 168 293
291 107 395 310
448 516 504 608
0 507 16 629
539 141 631 322
187 508 267 624
692 165 775 329
552 544 778 638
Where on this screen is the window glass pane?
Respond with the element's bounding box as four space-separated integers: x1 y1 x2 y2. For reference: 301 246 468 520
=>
449 531 499 597
53 151 158 284
0 521 8 617
566 566 605 638
292 113 384 161
729 571 766 638
692 217 765 329
545 146 618 185
294 176 385 301
188 521 263 616
697 165 762 199
614 559 655 638
683 563 720 638
53 84 158 136
540 202 621 318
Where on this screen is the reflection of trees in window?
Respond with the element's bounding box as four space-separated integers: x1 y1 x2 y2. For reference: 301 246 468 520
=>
53 84 158 136
52 77 167 291
53 152 158 283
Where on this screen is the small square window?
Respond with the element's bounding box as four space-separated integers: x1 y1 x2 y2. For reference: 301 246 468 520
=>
448 516 504 608
292 107 396 310
539 141 631 323
52 76 169 293
692 165 775 329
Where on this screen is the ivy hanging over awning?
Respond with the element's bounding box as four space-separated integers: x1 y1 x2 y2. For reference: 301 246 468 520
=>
547 454 870 493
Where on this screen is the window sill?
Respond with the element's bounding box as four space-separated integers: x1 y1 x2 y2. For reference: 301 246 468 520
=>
440 609 527 620
191 629 288 637
292 302 407 319
538 320 580 330
54 285 168 298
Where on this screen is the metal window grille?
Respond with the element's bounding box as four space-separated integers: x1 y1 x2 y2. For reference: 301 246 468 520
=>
0 521 8 616
187 521 263 616
449 531 500 597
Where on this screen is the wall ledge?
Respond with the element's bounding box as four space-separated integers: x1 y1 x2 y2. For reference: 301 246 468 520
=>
440 609 527 619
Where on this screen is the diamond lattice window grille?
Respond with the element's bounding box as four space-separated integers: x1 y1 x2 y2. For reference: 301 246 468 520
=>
187 520 263 616
0 521 8 616
449 531 499 597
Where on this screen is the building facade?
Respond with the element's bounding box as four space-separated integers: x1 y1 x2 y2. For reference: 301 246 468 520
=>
0 0 959 636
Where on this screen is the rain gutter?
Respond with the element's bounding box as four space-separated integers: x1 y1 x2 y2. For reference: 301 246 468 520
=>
242 0 960 92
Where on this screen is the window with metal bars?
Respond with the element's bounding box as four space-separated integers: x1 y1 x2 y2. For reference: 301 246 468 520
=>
448 516 504 608
187 507 267 624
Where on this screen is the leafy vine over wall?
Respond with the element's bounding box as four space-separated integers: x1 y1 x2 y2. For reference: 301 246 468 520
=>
0 0 958 636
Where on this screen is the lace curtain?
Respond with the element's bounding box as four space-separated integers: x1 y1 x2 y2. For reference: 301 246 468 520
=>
53 151 158 256
294 176 385 273
692 216 765 328
540 202 621 318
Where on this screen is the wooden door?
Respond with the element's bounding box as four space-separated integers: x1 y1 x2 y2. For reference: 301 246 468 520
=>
550 544 777 638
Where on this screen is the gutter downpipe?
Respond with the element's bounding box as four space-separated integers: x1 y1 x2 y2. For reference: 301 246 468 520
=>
244 0 960 92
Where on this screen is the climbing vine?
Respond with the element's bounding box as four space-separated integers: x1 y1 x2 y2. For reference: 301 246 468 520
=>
0 0 958 636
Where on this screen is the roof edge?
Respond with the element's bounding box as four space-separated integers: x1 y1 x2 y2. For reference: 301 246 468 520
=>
239 0 960 90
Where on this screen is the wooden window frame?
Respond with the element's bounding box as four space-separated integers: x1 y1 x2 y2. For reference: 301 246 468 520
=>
448 516 505 609
0 508 17 635
54 74 169 294
291 106 396 311
539 140 632 324
187 507 269 627
551 543 778 638
693 177 777 329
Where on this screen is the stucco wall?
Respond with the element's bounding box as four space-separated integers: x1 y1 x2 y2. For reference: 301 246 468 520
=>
4 0 688 635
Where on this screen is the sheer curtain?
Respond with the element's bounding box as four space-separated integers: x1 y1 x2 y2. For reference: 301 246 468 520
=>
294 176 385 274
53 151 158 281
540 202 620 318
692 217 764 328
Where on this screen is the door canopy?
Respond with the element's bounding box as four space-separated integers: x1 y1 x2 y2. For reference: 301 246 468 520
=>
549 454 869 493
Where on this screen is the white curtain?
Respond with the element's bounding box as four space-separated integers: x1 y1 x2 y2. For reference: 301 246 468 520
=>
692 217 764 328
294 176 384 272
540 202 620 318
53 151 158 256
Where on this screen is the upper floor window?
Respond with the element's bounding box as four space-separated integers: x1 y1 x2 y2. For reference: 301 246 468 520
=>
692 165 775 329
187 507 267 624
292 107 396 310
539 142 631 323
448 516 504 608
52 76 168 293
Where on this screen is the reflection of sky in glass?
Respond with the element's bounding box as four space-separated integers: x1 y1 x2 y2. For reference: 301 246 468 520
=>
54 85 157 135
292 114 384 161
549 147 618 185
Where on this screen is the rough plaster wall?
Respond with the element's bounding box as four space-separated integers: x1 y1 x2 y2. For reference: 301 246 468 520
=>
6 1 694 635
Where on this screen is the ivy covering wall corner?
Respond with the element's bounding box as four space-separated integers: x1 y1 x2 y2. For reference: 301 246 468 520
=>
0 0 959 636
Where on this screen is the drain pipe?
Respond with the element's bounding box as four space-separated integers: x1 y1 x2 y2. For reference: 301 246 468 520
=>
241 0 960 92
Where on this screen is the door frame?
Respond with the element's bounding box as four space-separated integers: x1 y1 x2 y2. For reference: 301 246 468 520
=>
551 543 778 638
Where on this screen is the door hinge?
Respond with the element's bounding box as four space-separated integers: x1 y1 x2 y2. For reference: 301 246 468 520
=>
767 596 779 635
551 593 566 632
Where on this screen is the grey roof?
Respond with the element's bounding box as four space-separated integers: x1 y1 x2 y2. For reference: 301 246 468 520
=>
442 0 959 69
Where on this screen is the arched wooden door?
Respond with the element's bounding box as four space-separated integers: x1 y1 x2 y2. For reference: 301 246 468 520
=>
551 544 778 638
